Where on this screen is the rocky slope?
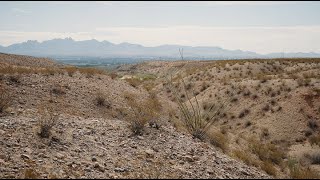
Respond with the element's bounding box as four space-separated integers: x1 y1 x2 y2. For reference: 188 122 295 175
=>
0 53 270 179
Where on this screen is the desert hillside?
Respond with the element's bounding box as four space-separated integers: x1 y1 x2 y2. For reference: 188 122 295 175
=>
116 58 320 178
0 53 270 179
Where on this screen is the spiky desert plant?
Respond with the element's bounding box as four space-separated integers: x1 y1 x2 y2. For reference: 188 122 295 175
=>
165 67 233 141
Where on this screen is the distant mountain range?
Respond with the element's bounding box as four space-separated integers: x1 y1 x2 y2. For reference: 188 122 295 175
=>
0 37 319 59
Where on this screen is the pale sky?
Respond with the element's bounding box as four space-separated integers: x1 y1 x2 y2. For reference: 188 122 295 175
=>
1 1 320 54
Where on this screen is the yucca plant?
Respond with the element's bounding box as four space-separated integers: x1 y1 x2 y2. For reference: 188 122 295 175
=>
165 67 233 141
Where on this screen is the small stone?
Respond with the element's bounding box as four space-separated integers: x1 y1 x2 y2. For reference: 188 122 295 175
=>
92 157 97 162
56 153 65 159
137 136 144 140
184 155 194 162
0 130 5 135
21 154 30 159
0 159 5 164
193 156 200 161
24 147 32 154
114 167 127 172
145 149 155 158
207 169 214 175
94 163 105 172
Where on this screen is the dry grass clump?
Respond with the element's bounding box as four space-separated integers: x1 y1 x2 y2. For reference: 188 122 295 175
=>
0 84 11 114
238 109 250 118
233 150 260 167
309 133 320 146
288 158 320 179
95 91 111 108
207 130 229 153
63 66 78 77
124 92 160 136
78 67 106 78
125 78 141 88
261 161 277 176
37 105 59 138
8 74 21 84
249 138 285 166
308 120 318 131
304 151 320 165
51 84 67 95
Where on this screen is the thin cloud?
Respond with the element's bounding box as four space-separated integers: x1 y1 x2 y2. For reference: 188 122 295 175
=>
12 8 31 14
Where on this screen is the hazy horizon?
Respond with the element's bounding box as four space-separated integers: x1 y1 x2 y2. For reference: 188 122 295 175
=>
1 1 320 54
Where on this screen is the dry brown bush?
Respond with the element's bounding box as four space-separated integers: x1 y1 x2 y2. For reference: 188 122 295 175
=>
0 84 11 114
37 105 59 138
124 93 160 136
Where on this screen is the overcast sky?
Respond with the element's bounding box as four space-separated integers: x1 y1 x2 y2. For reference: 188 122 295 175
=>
0 1 320 54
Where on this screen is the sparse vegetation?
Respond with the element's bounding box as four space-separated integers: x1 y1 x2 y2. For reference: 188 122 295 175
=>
207 130 229 153
288 158 320 179
261 161 277 176
309 134 320 146
0 84 11 114
233 149 260 167
249 137 285 166
51 83 66 95
124 92 160 136
37 105 59 138
95 91 111 108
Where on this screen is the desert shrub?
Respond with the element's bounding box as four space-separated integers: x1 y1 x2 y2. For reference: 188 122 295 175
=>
297 78 311 87
233 150 260 167
37 105 59 138
249 138 285 165
95 92 111 108
238 109 250 118
51 84 66 95
243 90 251 97
309 134 320 146
245 121 252 128
0 84 11 114
125 78 141 88
109 72 118 79
305 129 313 137
64 66 78 77
288 158 320 179
308 120 318 131
230 97 238 103
207 130 229 153
124 93 160 136
148 91 162 112
305 151 320 165
252 94 258 100
261 161 277 176
78 67 105 78
24 168 41 179
200 82 208 92
260 128 270 139
9 74 21 84
262 104 270 112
